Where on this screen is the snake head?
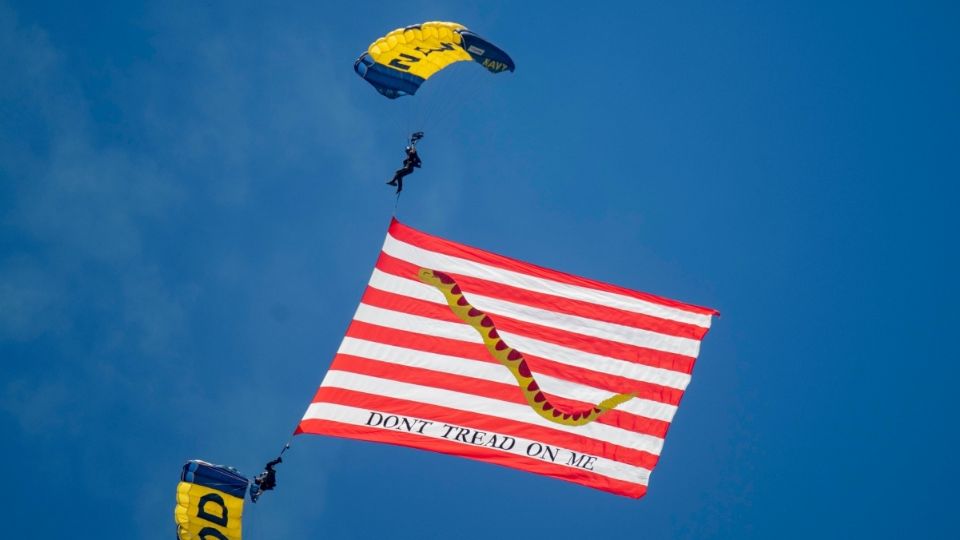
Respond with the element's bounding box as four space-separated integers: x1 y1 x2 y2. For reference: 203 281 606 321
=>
418 268 436 283
418 268 456 285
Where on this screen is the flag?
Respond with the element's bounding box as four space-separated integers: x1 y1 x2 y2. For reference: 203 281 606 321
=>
297 219 717 497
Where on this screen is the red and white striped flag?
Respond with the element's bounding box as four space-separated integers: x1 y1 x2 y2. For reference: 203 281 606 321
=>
297 219 717 498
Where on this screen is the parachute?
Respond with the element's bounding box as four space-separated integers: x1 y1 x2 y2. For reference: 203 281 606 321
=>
174 460 248 540
354 21 515 99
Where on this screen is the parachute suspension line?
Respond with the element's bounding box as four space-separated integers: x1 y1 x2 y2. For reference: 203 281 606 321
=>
420 65 464 131
426 67 487 133
405 76 429 136
411 76 427 133
406 61 473 136
395 106 410 154
401 98 412 142
417 69 448 131
437 63 489 129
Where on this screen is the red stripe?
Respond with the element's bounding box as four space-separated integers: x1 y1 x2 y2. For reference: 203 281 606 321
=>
345 320 685 405
306 386 661 471
326 353 672 437
296 418 648 498
389 218 718 317
375 252 709 340
360 285 697 376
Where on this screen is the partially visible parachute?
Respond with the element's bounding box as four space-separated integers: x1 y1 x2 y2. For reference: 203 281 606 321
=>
354 21 515 99
175 460 248 540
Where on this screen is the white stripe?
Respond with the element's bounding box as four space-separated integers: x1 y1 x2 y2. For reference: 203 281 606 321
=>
355 303 476 341
302 401 651 486
382 233 713 328
353 303 692 390
338 337 680 422
369 269 701 357
316 370 665 455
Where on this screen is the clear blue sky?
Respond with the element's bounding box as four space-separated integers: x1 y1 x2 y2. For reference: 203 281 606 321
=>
2 1 957 538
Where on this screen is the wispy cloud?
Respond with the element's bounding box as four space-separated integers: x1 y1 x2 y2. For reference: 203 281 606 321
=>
0 2 371 446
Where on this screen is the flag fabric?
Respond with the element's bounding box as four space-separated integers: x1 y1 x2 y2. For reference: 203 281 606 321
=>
297 218 717 498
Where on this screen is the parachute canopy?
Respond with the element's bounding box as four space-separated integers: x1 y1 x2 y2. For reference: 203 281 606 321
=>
175 460 248 540
354 21 515 99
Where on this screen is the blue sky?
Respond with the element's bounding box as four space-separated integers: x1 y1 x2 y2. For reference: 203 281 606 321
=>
1 1 957 538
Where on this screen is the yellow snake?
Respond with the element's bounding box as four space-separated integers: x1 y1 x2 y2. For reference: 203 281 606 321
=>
418 268 635 426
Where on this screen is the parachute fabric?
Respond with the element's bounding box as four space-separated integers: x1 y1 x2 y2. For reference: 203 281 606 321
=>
354 21 514 99
174 460 248 540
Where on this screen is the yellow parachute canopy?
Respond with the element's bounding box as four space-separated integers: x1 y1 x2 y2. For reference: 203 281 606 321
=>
354 21 515 98
174 460 248 540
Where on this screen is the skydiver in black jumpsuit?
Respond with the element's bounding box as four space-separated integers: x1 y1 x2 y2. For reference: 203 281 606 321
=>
250 456 282 502
387 132 424 194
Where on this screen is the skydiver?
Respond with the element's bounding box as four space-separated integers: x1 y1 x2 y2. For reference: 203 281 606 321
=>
250 456 282 503
386 132 424 194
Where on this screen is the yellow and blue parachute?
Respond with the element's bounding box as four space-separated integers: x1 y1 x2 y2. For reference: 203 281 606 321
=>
174 460 248 540
354 21 514 99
